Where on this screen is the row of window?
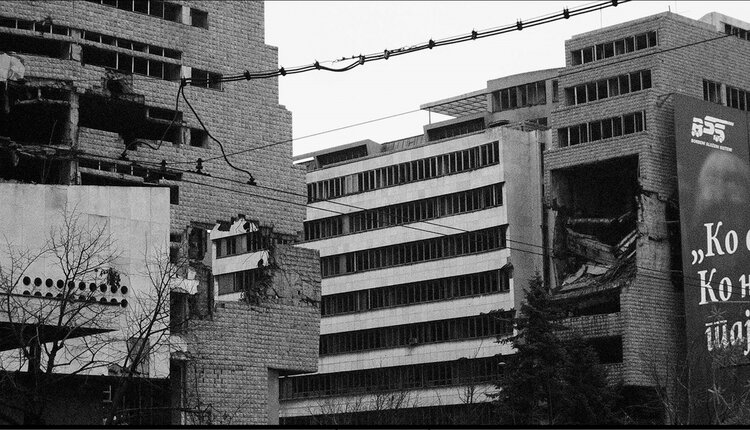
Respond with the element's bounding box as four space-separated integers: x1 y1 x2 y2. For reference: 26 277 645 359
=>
571 30 657 65
0 14 221 85
557 111 646 147
321 269 510 317
304 183 503 241
725 23 750 42
565 70 651 106
85 0 208 29
319 226 507 278
426 118 485 142
703 79 750 113
280 356 501 400
491 79 549 112
82 29 181 60
319 311 514 356
307 141 500 202
214 230 270 258
216 267 262 295
82 46 182 81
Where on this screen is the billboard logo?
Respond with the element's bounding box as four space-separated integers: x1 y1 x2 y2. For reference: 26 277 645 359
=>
692 116 735 144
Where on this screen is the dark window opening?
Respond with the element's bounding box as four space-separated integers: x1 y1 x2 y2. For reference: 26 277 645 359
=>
189 128 208 148
190 8 208 29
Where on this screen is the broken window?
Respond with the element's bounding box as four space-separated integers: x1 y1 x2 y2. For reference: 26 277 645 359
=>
550 155 638 291
189 128 208 147
0 32 70 59
190 8 208 29
190 68 222 90
126 337 151 376
170 291 189 333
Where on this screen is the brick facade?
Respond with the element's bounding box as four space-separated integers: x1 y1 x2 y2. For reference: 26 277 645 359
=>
546 11 750 395
0 1 319 425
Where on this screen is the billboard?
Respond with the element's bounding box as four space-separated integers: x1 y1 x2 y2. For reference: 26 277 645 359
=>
674 94 750 400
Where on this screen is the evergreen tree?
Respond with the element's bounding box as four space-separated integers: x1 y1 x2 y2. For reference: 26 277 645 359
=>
492 275 622 425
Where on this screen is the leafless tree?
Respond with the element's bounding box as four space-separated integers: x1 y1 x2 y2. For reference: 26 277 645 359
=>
0 206 178 425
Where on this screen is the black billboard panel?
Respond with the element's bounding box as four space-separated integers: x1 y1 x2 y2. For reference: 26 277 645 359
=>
675 94 750 380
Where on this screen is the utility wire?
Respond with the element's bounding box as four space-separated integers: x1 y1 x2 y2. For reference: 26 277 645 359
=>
156 23 737 170
57 145 730 296
183 0 629 86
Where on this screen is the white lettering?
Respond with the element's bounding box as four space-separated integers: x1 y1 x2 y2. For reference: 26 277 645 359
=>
719 277 733 301
726 230 738 254
705 222 725 257
699 269 718 304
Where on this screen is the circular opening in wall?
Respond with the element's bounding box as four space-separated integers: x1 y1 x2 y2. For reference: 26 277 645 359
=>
99 284 107 293
45 278 53 288
33 291 41 297
56 280 64 289
78 282 85 290
120 299 128 308
120 286 128 295
45 292 53 298
100 297 108 303
110 298 118 305
78 295 86 301
89 296 96 302
89 283 96 292
110 285 118 294
22 276 30 286
23 290 30 295
56 293 63 299
34 277 42 286
68 281 75 290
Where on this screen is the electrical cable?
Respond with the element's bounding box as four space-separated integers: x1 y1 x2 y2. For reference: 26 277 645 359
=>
179 81 256 185
56 144 734 296
182 0 629 86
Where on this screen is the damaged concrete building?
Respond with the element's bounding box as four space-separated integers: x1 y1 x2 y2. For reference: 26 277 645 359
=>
0 1 319 425
545 10 750 419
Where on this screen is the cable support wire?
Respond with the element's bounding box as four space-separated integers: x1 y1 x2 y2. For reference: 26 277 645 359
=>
182 0 628 86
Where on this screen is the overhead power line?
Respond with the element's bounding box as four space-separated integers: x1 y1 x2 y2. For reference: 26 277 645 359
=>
183 0 630 86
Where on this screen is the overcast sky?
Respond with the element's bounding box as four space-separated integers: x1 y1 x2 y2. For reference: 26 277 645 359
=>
264 1 750 156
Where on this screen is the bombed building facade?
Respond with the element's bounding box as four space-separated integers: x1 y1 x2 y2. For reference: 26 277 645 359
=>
0 1 319 425
279 69 558 425
545 10 750 420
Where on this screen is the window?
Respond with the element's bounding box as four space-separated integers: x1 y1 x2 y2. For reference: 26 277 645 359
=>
190 8 208 29
558 111 646 148
725 23 750 41
704 79 722 105
126 338 150 376
190 68 223 90
216 267 263 295
190 128 208 147
570 30 657 65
